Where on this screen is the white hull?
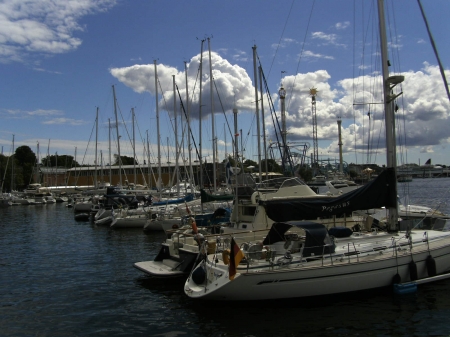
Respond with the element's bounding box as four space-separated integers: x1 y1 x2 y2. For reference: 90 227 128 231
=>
134 259 185 278
143 219 166 231
110 215 148 228
185 230 450 301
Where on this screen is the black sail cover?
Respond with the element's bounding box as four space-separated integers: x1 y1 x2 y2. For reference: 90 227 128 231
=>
261 168 397 222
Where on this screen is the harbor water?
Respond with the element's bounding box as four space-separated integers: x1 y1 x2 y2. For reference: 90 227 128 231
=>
2 177 450 336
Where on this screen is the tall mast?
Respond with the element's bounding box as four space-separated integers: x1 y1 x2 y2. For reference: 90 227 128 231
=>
95 107 99 189
199 39 205 191
112 85 122 186
233 107 239 223
108 118 112 184
378 0 403 229
208 37 216 192
146 130 152 189
337 118 344 173
46 139 50 187
35 142 40 184
74 147 77 186
11 134 14 191
55 152 58 187
184 61 194 189
252 45 262 179
310 88 318 176
166 137 170 184
132 107 136 186
154 60 162 196
259 66 268 179
173 75 179 196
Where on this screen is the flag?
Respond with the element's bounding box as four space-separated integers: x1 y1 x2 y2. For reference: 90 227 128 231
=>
229 237 245 280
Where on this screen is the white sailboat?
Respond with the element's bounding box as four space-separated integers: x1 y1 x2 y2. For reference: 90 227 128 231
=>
183 0 450 301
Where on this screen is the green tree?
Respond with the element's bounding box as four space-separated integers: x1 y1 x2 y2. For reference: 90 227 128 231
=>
113 154 138 166
42 154 79 167
243 159 258 172
14 146 37 190
297 165 313 182
260 159 282 173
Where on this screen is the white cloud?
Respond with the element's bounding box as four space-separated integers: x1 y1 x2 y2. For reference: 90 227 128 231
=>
42 117 86 125
0 0 117 63
111 52 450 164
110 52 255 120
302 50 334 60
311 31 346 48
335 21 350 30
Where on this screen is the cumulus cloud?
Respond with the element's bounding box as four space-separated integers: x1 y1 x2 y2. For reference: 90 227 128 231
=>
110 52 450 162
110 52 255 120
272 63 450 160
0 0 116 63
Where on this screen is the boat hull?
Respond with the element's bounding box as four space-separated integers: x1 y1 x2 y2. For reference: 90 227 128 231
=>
185 232 450 301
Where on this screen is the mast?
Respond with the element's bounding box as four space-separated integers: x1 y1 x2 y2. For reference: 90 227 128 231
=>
132 107 136 186
259 66 268 179
208 37 216 192
337 118 344 173
173 75 180 196
112 85 122 186
233 107 239 223
199 39 205 191
310 88 319 176
55 152 58 187
279 85 288 171
108 118 112 184
35 142 40 184
46 139 50 187
252 45 262 179
95 107 99 189
378 0 403 230
74 147 77 186
166 137 170 185
154 60 162 196
11 134 14 191
184 61 194 192
146 130 152 189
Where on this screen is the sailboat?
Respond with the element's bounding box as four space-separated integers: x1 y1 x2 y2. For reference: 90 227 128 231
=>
183 0 450 301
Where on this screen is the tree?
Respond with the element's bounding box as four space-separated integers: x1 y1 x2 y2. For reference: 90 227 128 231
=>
42 154 79 168
15 146 36 166
113 154 138 166
260 159 282 173
297 166 313 182
14 146 37 190
243 159 258 172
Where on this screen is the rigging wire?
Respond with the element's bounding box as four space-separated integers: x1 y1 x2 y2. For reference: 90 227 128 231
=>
417 0 450 103
286 0 316 111
266 0 296 80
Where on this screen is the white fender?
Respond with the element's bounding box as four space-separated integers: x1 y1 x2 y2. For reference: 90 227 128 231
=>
250 192 261 205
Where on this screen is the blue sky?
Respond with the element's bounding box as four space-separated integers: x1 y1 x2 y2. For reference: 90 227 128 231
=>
1 0 449 169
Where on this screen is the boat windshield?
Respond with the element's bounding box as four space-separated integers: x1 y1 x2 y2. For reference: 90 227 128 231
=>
257 177 306 190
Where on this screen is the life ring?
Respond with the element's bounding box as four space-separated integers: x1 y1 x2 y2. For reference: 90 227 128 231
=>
251 192 260 205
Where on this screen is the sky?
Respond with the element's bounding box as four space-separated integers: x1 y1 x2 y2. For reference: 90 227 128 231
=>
1 0 450 170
